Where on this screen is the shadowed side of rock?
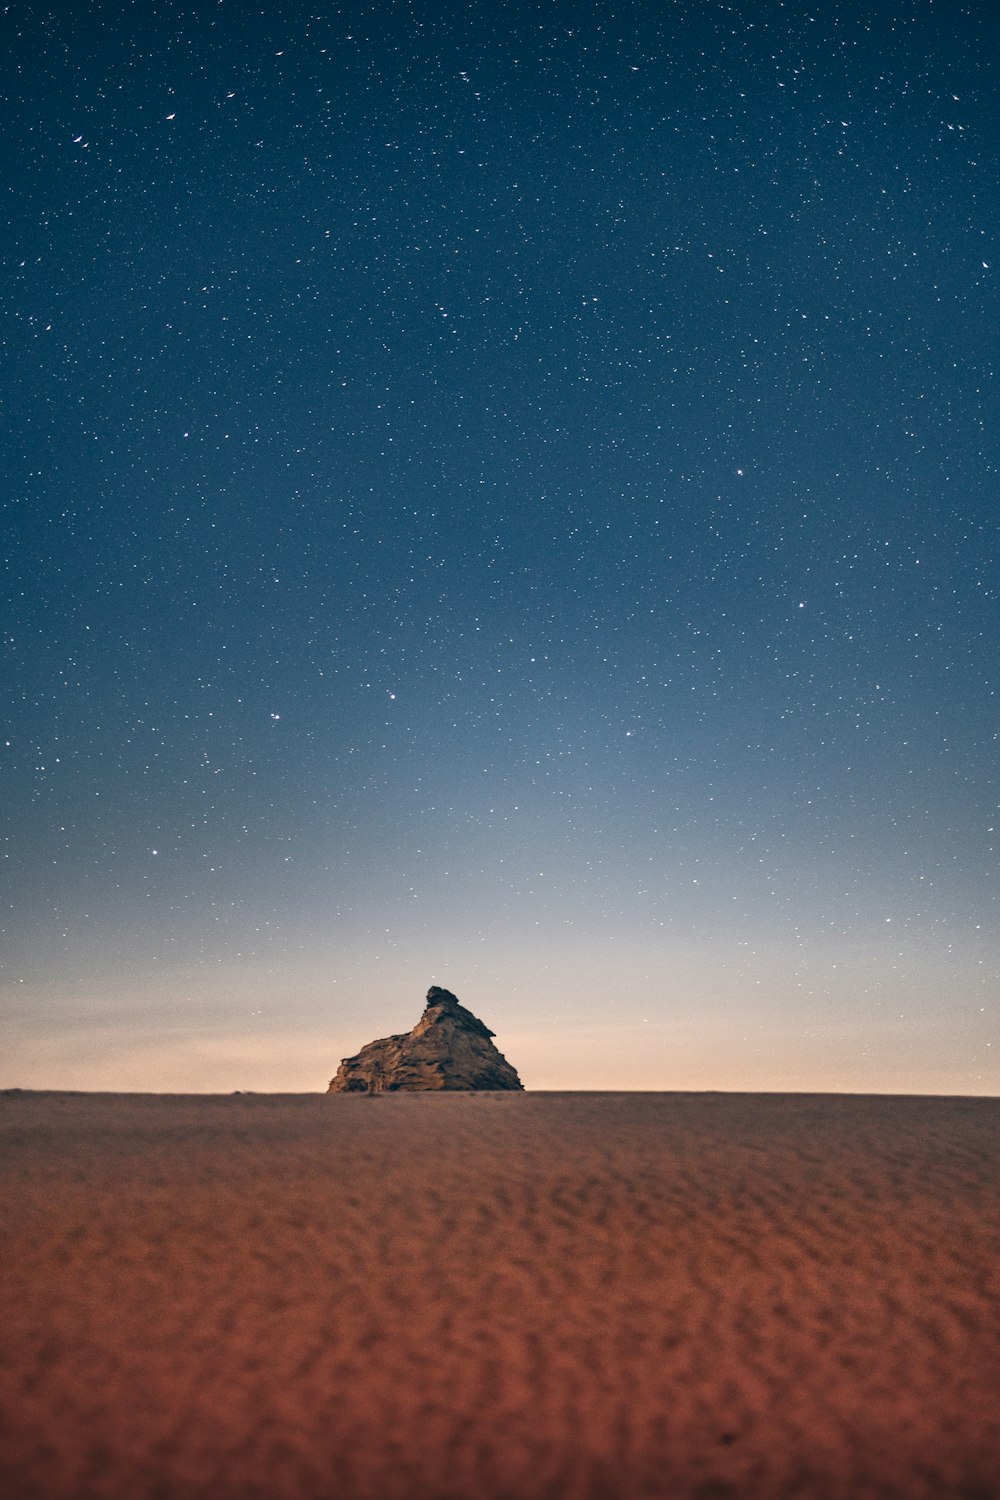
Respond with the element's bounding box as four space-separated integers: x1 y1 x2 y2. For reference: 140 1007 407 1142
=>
328 986 524 1093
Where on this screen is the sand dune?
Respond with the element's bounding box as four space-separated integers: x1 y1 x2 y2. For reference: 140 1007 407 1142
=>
1 1090 998 1499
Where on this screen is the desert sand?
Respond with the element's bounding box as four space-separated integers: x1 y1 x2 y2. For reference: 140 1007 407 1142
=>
1 1090 998 1500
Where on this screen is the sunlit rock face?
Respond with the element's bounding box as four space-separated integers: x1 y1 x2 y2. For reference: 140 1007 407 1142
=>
327 986 524 1093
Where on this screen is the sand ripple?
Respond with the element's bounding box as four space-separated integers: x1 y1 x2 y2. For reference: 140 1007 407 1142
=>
1 1091 998 1498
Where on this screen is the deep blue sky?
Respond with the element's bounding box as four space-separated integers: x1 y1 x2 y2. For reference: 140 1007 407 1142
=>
3 0 998 1091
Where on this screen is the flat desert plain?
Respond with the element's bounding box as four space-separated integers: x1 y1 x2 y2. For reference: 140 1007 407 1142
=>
1 1090 998 1500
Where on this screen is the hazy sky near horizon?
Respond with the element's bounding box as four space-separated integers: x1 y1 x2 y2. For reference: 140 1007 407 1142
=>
3 0 998 1093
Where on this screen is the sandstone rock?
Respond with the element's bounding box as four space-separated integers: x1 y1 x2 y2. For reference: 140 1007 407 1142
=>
328 986 524 1093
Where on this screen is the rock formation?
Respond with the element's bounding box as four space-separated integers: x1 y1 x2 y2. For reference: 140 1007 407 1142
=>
328 986 524 1093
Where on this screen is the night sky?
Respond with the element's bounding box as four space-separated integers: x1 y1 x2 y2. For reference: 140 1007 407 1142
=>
4 0 998 1093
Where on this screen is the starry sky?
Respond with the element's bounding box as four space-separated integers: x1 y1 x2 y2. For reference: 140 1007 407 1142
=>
3 0 998 1094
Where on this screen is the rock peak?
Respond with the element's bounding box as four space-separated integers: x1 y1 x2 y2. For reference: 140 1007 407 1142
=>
425 984 460 1007
328 986 523 1094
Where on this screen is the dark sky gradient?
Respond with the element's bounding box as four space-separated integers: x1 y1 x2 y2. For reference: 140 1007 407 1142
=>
4 0 998 1091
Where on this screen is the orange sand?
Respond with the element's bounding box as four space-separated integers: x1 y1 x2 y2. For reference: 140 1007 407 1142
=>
1 1090 998 1499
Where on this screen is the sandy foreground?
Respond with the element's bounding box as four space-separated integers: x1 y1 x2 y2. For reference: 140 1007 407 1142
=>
1 1091 998 1500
